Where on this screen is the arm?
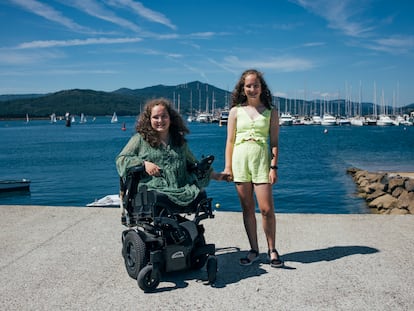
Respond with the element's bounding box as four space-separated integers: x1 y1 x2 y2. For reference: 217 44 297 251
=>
269 108 280 185
223 107 237 181
115 134 144 178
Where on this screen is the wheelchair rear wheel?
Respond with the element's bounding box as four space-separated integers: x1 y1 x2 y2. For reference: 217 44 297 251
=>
122 231 146 279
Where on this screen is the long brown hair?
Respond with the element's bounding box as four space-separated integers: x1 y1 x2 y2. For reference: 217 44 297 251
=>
231 69 273 109
136 98 189 148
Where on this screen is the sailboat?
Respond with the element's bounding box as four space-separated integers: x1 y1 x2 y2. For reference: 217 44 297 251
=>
80 113 87 123
111 112 118 123
25 113 29 124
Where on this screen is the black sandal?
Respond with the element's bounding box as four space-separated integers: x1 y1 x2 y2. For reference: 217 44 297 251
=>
268 249 284 268
239 249 260 266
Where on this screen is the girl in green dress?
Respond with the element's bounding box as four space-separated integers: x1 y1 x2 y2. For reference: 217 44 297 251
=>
116 98 225 207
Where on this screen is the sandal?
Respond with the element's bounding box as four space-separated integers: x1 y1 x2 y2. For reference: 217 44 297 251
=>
268 249 284 268
239 249 260 266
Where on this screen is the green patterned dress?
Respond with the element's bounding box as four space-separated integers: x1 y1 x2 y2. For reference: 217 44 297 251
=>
116 134 211 206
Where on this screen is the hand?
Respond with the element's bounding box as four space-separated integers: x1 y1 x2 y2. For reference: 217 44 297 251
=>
269 169 278 185
211 171 230 181
221 169 233 182
144 161 162 177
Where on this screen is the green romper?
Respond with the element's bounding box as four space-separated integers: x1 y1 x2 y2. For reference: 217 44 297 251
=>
232 106 271 183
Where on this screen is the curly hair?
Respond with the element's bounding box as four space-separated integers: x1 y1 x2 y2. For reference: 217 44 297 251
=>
231 69 273 109
136 98 189 148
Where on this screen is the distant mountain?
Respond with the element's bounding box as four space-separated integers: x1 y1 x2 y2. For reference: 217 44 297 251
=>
0 93 46 101
0 82 230 119
0 82 413 119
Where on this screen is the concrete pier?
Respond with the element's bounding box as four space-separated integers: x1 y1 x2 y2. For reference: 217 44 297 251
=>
0 205 413 310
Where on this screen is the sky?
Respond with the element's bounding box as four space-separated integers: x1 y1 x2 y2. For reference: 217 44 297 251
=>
1 0 413 107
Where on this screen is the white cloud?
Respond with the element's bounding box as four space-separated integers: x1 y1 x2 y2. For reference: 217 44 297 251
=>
10 0 90 32
223 55 315 72
290 0 374 37
66 0 141 32
16 37 142 49
107 0 177 30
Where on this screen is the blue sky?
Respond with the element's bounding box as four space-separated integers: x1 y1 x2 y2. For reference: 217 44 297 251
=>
1 0 413 107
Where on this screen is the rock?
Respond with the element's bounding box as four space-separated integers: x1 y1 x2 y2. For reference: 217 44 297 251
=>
405 178 414 192
369 193 398 210
388 176 406 193
392 186 405 198
389 208 409 215
366 190 386 202
348 167 414 214
398 191 414 209
368 182 386 193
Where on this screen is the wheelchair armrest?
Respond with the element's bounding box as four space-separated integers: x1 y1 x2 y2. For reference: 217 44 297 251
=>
127 165 145 176
189 155 215 179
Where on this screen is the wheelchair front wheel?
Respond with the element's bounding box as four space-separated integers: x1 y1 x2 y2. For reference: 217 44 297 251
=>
122 231 146 279
137 265 161 292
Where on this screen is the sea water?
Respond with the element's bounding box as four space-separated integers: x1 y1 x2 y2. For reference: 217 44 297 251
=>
1 117 413 213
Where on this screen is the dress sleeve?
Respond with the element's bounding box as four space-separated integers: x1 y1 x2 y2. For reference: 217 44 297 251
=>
115 134 145 178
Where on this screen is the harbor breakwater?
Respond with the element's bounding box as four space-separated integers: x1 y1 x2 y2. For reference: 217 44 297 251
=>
347 168 414 214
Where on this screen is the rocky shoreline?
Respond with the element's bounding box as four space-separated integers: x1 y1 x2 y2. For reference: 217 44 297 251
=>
347 168 414 214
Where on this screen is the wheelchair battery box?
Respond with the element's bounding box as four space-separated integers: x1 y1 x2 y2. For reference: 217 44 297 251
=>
164 244 191 272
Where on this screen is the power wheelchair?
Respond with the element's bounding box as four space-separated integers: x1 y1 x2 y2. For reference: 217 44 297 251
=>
120 155 217 292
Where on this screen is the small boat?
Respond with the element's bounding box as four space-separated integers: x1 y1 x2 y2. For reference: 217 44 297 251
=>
0 179 31 193
87 194 120 207
196 113 212 123
121 122 126 131
279 113 294 126
219 110 229 127
311 115 322 125
376 114 394 126
321 114 337 126
80 113 87 123
111 112 118 123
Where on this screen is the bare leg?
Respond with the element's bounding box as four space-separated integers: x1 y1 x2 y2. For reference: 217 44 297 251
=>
254 183 279 261
236 182 259 254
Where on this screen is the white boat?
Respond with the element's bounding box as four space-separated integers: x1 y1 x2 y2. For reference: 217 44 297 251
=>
311 115 322 125
350 116 364 126
0 179 30 193
376 114 394 126
50 113 57 123
219 110 229 126
25 113 29 123
111 112 118 123
87 194 120 207
365 116 377 126
321 114 337 126
80 113 87 123
196 113 212 123
337 116 351 126
279 113 293 126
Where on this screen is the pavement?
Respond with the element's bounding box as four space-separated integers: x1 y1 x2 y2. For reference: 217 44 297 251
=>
0 205 413 311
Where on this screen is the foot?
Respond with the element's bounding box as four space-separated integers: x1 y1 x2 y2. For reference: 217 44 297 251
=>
268 249 284 268
239 249 260 266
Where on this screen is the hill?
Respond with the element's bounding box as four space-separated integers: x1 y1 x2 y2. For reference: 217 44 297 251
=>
0 82 229 119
